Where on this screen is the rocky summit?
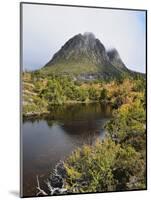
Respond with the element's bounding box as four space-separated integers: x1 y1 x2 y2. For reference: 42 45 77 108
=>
42 32 133 80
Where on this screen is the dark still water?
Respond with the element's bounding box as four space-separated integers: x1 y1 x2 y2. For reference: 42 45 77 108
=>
22 103 112 197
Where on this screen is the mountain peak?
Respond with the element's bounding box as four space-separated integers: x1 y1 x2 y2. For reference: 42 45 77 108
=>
107 48 121 60
44 32 130 79
45 32 107 66
107 48 128 72
65 32 97 48
83 32 95 39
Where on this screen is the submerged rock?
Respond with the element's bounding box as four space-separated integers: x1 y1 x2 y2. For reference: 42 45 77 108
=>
50 175 63 188
55 162 67 179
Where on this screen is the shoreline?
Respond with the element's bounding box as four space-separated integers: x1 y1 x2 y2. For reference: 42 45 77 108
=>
23 100 110 119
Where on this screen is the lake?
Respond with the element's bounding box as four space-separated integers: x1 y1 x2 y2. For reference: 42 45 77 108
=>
22 103 112 197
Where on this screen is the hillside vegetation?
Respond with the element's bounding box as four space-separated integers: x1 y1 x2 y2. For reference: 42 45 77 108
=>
23 71 145 117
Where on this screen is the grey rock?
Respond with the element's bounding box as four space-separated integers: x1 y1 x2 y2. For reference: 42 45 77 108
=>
43 32 144 80
107 48 129 72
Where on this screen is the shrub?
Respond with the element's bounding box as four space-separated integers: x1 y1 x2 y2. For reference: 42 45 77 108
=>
105 100 146 153
64 139 119 193
63 139 145 193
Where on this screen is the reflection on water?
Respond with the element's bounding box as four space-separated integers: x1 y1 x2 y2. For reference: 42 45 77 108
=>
22 103 112 197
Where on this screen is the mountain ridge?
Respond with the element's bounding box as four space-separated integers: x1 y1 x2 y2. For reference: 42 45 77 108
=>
42 32 143 80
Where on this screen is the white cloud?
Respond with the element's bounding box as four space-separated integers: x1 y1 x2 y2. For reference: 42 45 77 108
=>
22 4 146 73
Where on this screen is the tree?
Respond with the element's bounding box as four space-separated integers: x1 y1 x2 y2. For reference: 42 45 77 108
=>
88 88 100 101
99 88 108 102
76 88 89 102
43 79 65 106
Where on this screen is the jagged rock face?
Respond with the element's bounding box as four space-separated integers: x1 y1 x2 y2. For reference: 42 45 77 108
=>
44 32 130 80
107 49 129 72
46 32 109 66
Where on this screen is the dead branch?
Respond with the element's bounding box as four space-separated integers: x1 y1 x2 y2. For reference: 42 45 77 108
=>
36 175 48 196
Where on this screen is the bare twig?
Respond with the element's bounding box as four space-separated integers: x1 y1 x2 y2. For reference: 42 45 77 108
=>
36 175 47 196
36 161 67 196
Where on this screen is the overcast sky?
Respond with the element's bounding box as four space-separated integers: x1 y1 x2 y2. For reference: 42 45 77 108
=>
22 4 146 73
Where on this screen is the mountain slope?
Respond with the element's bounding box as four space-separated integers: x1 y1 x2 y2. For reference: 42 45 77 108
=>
107 48 129 73
41 32 136 80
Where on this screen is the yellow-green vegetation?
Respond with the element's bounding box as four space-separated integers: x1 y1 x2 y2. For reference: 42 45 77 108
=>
106 100 146 153
42 60 99 76
22 72 48 115
25 70 146 193
63 102 146 192
61 76 146 193
64 139 145 193
22 70 145 118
